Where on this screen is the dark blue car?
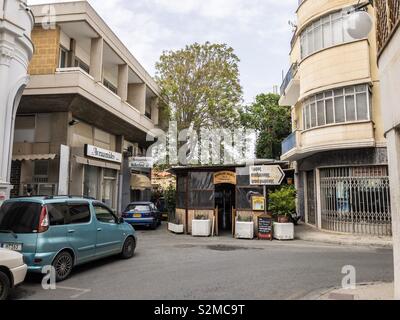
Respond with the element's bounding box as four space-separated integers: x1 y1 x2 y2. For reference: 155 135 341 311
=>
122 202 162 229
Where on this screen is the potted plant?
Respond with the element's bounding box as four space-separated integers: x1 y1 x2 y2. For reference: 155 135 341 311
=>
192 213 211 237
167 207 184 234
235 214 254 239
269 185 296 240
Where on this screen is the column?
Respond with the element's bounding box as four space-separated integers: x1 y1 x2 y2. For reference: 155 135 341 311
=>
67 38 76 68
90 37 103 82
387 129 400 299
118 64 129 101
127 83 146 115
151 97 159 125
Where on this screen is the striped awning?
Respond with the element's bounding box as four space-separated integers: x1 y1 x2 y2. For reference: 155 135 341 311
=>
12 154 57 161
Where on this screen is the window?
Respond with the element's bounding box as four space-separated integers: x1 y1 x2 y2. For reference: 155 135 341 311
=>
34 160 49 183
126 204 150 212
94 205 116 224
103 79 118 94
0 202 42 234
69 204 91 224
14 115 35 143
302 84 370 130
300 10 357 59
59 47 68 68
74 58 90 74
47 203 68 226
84 166 101 200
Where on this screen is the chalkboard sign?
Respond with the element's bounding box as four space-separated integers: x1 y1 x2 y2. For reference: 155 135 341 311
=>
258 215 273 240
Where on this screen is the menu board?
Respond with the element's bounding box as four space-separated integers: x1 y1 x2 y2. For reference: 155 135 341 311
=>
258 215 273 240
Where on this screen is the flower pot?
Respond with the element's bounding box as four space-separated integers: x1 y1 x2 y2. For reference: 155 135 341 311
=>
235 221 254 239
192 219 211 237
277 215 290 223
273 222 294 240
168 222 184 234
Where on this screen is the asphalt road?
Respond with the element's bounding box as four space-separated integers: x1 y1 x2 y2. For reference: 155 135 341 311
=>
10 223 394 300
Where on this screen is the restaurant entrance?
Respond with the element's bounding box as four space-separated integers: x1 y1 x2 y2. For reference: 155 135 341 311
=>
215 184 235 233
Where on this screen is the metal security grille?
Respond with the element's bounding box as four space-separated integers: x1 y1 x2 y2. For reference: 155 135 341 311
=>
320 166 391 236
306 171 316 226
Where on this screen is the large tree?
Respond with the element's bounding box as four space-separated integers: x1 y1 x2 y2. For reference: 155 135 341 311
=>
240 93 291 160
155 42 243 131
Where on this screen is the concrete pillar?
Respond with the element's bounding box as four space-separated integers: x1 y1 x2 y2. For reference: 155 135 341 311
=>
151 97 159 125
67 38 76 68
116 135 124 215
387 129 400 299
0 0 34 203
127 83 146 115
118 64 128 101
90 37 103 82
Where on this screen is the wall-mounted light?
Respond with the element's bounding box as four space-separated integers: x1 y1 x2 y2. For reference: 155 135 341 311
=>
345 0 374 40
69 119 80 126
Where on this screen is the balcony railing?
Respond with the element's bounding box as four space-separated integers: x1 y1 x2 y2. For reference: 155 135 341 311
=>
282 131 297 155
376 0 400 54
280 62 298 96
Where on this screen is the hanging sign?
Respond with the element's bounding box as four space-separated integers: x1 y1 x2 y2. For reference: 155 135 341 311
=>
213 171 237 185
250 165 285 186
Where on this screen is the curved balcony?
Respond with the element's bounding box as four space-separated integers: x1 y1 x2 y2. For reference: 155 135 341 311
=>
297 0 359 30
279 62 300 106
299 40 371 98
281 121 376 161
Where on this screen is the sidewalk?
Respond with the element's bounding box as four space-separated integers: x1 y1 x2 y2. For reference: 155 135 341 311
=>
311 282 394 300
295 223 392 248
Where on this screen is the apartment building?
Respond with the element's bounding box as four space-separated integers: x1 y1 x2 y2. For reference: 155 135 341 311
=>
375 0 400 297
11 1 162 212
279 0 391 236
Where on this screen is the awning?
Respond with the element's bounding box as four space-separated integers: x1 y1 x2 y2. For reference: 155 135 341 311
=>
130 174 152 190
12 154 57 161
75 156 121 171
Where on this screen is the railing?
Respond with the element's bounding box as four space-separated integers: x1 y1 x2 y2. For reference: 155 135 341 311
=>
282 131 297 155
376 0 400 54
280 62 298 96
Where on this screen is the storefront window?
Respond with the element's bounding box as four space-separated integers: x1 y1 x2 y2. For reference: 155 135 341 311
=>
84 166 101 200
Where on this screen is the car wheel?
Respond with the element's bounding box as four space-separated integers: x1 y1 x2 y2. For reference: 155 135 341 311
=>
121 237 135 259
0 271 11 301
52 251 74 282
150 220 158 230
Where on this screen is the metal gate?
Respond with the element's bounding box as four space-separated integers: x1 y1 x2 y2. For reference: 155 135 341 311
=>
320 166 391 236
306 171 317 226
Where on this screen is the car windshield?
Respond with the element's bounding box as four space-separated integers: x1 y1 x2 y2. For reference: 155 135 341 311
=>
126 204 150 212
0 202 42 234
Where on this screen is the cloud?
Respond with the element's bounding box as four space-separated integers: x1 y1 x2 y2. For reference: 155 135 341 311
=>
27 0 297 103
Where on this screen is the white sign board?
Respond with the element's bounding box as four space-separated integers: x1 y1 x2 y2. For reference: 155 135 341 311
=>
250 165 285 186
85 144 122 163
129 157 154 169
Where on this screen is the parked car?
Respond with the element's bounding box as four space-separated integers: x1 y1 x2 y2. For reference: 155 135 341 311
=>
122 202 162 229
0 196 137 282
0 248 27 300
155 198 169 221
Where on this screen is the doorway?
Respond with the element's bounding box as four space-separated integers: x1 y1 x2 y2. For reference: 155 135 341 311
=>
215 184 235 235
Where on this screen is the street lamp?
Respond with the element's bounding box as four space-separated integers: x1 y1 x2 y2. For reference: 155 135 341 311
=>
345 0 374 40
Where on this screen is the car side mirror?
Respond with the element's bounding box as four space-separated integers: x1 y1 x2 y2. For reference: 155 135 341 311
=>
118 217 124 224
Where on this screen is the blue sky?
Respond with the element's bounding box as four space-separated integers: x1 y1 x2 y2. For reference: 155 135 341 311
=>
28 0 297 103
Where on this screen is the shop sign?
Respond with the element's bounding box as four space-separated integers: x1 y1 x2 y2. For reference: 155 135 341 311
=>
85 144 122 163
252 196 265 211
129 157 154 169
250 165 285 186
213 171 237 185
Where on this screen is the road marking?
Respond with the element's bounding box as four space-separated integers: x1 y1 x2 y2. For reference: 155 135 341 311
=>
56 286 91 299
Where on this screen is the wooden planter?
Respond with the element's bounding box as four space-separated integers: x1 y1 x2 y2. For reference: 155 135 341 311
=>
168 223 184 234
273 222 294 240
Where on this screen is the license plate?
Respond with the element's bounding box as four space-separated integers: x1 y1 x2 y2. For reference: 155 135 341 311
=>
1 243 23 252
133 214 142 218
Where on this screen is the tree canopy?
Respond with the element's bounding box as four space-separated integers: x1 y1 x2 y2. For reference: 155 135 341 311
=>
155 42 243 131
240 93 291 160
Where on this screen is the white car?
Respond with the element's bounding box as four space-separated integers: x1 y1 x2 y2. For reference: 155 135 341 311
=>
0 248 27 300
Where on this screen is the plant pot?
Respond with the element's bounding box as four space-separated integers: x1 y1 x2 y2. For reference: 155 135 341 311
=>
277 215 290 223
168 222 184 234
273 222 294 240
192 219 211 237
235 221 254 239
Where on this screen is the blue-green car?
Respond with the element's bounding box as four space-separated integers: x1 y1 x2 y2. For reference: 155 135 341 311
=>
0 196 137 281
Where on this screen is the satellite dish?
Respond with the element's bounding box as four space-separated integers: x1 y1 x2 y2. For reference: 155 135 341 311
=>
344 10 373 40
